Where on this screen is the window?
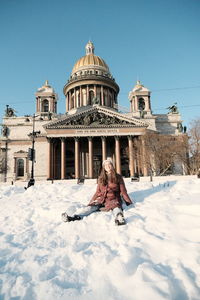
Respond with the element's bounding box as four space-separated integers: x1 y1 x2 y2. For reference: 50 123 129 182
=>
89 90 94 105
17 159 24 177
77 93 80 107
107 95 111 107
138 98 145 111
71 95 74 109
104 93 107 104
54 102 57 113
43 99 49 112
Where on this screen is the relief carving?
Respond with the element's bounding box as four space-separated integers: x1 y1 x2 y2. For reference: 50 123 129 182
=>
66 112 130 126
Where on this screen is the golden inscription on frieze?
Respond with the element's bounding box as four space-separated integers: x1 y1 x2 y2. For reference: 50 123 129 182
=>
75 129 119 134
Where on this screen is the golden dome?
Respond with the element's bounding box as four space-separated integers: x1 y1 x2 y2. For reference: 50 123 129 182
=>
72 54 109 73
71 41 110 75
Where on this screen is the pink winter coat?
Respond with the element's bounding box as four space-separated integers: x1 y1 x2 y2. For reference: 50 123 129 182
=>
88 175 133 211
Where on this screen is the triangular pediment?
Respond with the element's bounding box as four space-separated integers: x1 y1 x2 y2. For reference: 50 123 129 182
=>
15 150 27 154
44 105 148 129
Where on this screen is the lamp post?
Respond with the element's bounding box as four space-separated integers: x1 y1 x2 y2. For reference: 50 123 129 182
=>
1 125 8 182
26 114 40 189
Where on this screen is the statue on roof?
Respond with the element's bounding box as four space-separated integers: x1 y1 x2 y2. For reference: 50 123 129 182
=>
177 122 183 132
167 102 179 114
47 112 52 120
5 105 16 117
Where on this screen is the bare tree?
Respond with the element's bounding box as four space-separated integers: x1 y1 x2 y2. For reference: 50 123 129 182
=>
188 118 200 174
0 153 6 173
174 134 190 175
141 132 188 176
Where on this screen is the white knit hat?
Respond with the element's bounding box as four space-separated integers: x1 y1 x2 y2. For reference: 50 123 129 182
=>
102 157 113 166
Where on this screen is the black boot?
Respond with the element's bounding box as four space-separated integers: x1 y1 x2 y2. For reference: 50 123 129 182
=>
61 213 81 222
115 212 126 226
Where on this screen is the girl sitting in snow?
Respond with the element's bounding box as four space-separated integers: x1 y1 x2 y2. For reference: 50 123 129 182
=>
61 158 133 225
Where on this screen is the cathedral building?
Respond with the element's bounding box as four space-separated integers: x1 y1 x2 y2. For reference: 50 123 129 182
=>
0 41 185 183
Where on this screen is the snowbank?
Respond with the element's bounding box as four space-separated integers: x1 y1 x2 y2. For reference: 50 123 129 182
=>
0 177 200 299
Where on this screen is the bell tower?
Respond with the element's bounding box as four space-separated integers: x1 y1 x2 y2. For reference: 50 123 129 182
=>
128 80 152 118
35 80 58 115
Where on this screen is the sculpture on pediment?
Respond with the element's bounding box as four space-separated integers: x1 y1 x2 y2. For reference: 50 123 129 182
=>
83 115 91 126
69 119 80 126
104 115 119 125
97 113 105 124
66 112 130 126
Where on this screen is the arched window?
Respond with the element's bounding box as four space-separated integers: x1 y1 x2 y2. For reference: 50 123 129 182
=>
99 92 102 105
82 89 87 106
71 95 74 109
138 98 145 111
107 93 112 107
77 93 80 107
43 99 49 112
104 92 107 105
17 159 24 177
54 102 57 113
88 90 94 105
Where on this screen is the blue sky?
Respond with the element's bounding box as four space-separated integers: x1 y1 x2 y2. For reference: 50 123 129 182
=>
0 0 200 127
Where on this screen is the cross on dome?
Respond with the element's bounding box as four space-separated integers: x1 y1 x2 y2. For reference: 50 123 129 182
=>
135 80 143 88
85 41 95 55
43 80 50 87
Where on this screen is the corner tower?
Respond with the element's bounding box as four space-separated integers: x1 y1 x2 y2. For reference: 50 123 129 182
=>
63 41 120 112
128 80 152 118
35 80 58 115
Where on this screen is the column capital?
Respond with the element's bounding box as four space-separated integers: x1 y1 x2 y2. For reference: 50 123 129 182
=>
114 135 120 141
128 135 133 141
47 137 56 144
101 136 107 141
74 136 80 141
46 137 51 143
87 136 93 141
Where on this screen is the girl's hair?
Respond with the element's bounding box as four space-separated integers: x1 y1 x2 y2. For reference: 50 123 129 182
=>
98 164 120 185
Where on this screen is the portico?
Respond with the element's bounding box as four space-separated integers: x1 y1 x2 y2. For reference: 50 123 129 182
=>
46 130 147 180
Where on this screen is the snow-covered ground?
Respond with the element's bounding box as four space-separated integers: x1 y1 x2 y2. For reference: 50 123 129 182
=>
0 176 200 300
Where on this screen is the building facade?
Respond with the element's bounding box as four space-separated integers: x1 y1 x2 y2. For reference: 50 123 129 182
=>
0 42 185 182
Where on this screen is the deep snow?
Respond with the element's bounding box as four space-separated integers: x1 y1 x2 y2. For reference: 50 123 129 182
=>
0 176 200 300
